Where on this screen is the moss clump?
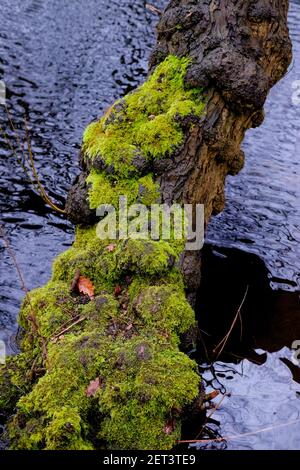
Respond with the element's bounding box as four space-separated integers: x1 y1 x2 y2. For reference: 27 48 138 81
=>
0 54 204 450
86 171 160 210
0 354 33 415
83 55 205 177
5 288 199 450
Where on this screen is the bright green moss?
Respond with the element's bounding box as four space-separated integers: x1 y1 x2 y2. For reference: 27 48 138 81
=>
99 349 199 450
45 407 93 450
132 285 195 338
83 55 205 176
0 54 204 451
119 239 175 276
8 305 199 450
86 170 160 210
0 354 33 415
19 282 77 341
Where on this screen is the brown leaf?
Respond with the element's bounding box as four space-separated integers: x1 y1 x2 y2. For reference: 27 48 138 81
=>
77 276 95 299
114 284 122 297
106 243 116 252
86 377 101 397
204 390 220 402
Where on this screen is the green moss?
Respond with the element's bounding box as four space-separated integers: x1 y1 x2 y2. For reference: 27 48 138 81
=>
98 348 199 450
0 54 204 451
45 407 93 450
0 354 33 415
132 285 195 339
19 282 77 341
7 304 199 450
83 55 205 176
119 239 175 276
86 171 160 210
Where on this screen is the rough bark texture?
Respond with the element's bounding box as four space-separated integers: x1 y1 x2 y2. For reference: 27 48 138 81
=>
149 0 292 292
67 0 292 296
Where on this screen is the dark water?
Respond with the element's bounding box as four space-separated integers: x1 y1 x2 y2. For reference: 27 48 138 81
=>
0 0 299 450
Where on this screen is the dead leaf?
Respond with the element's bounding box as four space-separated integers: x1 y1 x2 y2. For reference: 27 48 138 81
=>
77 276 95 299
204 390 220 402
106 243 116 252
86 377 101 397
114 284 122 297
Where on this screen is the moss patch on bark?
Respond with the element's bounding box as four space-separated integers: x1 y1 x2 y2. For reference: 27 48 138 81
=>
0 54 205 450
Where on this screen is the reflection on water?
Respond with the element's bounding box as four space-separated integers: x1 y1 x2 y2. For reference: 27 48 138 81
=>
195 245 300 450
0 0 299 450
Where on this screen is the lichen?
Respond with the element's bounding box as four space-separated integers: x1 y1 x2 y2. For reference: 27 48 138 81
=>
0 53 204 450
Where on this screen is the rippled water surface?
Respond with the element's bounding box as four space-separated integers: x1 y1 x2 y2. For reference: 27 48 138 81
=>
0 0 299 450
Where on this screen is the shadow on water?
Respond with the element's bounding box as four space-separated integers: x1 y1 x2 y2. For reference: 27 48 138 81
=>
187 245 300 450
197 245 300 368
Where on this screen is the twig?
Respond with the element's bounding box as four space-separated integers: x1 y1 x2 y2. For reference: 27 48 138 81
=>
0 224 48 360
0 122 39 190
1 105 65 214
196 393 229 440
70 268 81 293
24 117 66 214
0 224 29 297
146 3 162 15
213 285 249 359
178 418 300 444
51 316 86 341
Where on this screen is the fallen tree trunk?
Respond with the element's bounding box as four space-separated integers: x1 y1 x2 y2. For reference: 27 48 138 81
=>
0 0 291 450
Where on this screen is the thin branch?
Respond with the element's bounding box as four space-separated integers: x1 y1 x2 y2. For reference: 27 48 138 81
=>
196 393 229 440
0 122 39 190
50 316 86 342
213 285 249 359
1 105 66 214
24 117 66 214
178 418 300 444
0 224 29 296
146 3 162 15
0 224 47 360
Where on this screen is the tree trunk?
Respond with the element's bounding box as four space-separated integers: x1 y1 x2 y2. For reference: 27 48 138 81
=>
0 0 291 451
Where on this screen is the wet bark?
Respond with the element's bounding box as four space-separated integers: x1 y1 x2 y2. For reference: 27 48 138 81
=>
66 0 291 301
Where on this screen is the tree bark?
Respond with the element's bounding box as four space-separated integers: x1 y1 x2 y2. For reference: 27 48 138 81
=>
67 0 292 300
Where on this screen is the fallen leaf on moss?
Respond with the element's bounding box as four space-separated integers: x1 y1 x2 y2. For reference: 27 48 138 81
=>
77 276 95 299
86 377 101 397
106 243 116 252
114 284 122 297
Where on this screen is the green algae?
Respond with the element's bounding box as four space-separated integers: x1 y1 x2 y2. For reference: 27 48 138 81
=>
0 54 204 450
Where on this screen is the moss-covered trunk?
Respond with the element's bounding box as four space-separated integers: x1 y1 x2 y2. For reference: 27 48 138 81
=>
0 0 291 450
